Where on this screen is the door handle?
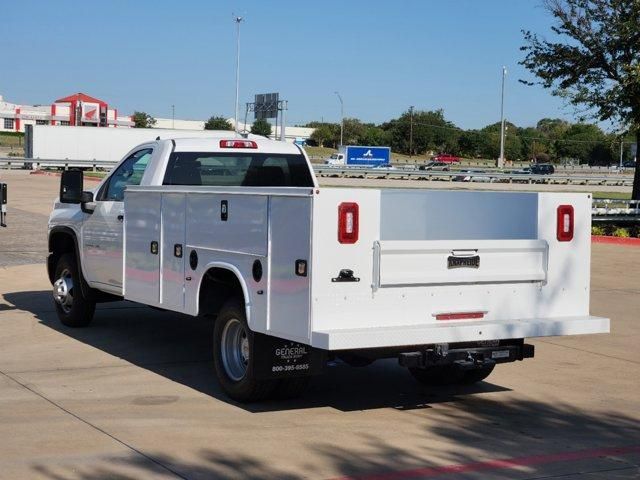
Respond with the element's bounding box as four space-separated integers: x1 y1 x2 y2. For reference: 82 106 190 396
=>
117 214 124 222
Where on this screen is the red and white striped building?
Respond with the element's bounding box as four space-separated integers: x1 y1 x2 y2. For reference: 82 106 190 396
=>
0 93 133 132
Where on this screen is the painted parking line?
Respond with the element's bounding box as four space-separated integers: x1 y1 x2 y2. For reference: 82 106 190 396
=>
332 445 640 480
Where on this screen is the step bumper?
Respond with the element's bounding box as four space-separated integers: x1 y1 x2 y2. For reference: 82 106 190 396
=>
311 315 610 350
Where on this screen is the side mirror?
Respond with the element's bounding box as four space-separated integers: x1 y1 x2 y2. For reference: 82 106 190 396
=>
60 170 83 204
80 191 95 214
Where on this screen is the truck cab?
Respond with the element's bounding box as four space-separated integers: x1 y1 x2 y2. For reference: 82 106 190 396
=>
325 152 345 165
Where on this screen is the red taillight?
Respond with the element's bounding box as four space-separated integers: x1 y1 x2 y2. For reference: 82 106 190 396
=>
338 202 359 244
219 139 258 149
435 312 485 321
556 205 574 242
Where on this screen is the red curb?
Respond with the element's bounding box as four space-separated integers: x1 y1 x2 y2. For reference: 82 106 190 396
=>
592 235 640 247
29 171 102 182
332 445 640 480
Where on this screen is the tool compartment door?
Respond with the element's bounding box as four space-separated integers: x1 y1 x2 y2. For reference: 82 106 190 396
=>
161 193 186 309
374 239 548 288
124 191 161 305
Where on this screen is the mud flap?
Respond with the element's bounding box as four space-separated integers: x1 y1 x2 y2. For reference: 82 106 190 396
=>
252 332 326 380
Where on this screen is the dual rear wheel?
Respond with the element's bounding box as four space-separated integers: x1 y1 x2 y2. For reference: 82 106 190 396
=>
213 299 310 402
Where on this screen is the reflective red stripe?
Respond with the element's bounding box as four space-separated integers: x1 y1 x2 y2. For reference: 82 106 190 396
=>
435 312 485 321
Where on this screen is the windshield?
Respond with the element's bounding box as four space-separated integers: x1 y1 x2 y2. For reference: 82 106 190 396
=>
329 154 340 159
163 152 314 187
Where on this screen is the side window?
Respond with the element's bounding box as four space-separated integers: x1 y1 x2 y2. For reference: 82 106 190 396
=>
101 149 152 201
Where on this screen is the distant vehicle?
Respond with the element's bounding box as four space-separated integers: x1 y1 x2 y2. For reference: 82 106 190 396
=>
325 146 391 167
622 161 636 168
453 169 492 182
531 164 555 175
419 161 451 171
431 153 461 163
509 167 532 175
372 164 397 170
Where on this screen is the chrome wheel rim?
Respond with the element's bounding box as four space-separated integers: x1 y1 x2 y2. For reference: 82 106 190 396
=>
220 318 249 382
53 269 74 314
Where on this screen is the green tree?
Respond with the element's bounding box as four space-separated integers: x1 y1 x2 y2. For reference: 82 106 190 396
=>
309 123 339 148
520 0 640 198
250 118 272 137
536 118 570 139
386 109 458 156
204 116 233 131
518 126 550 161
556 123 613 164
340 118 367 146
457 130 484 158
478 122 523 161
132 111 156 128
360 125 391 146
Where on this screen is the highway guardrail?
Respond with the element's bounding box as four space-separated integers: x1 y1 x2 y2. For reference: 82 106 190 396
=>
0 158 635 188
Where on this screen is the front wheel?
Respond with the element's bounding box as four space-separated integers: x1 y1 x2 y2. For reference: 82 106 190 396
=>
52 253 96 328
213 299 277 402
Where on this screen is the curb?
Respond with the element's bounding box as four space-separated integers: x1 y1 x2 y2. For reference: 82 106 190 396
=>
592 235 640 247
29 170 102 182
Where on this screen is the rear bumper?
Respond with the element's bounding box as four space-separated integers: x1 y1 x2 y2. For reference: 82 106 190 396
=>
311 315 610 350
398 342 535 369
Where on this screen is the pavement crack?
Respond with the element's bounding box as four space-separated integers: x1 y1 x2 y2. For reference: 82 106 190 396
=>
0 368 190 480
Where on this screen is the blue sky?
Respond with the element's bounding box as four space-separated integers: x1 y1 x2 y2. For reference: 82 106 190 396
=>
3 1 578 130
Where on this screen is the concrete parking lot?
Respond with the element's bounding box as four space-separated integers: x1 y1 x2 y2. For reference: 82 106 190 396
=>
0 171 638 479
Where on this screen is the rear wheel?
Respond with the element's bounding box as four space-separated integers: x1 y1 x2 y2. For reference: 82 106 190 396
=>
53 253 95 328
213 299 277 402
409 364 495 386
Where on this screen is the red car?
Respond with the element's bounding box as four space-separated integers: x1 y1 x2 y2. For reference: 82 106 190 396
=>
432 154 461 163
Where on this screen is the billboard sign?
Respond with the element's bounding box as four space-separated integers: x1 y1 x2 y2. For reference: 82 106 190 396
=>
81 102 99 123
344 146 391 166
254 93 279 120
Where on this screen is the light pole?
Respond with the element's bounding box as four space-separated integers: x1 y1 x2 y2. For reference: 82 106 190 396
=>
233 15 244 133
334 91 344 147
409 105 414 159
498 66 507 168
171 104 175 129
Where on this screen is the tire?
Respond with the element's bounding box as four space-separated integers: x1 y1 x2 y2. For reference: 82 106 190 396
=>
52 253 96 328
409 364 495 386
213 298 277 402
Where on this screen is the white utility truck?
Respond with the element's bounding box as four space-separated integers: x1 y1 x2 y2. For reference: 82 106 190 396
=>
48 133 609 401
